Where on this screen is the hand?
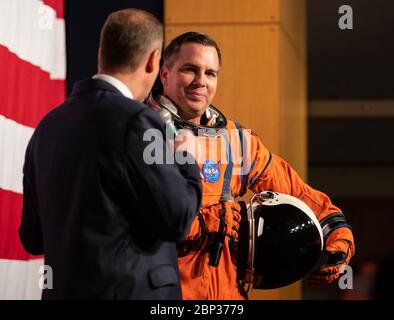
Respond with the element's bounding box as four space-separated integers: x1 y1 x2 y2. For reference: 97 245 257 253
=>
223 201 242 238
202 202 242 238
182 202 242 242
308 230 353 285
308 250 349 285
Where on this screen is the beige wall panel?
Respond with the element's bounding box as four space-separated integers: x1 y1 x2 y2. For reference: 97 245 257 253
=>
279 0 306 62
249 280 301 300
165 0 279 24
249 288 280 300
278 280 302 299
279 28 307 178
166 25 281 153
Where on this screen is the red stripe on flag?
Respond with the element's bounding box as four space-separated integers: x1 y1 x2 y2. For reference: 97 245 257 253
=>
0 45 65 128
0 188 40 260
42 0 64 19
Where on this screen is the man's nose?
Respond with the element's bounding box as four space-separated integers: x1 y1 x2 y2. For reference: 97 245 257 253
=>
193 72 206 86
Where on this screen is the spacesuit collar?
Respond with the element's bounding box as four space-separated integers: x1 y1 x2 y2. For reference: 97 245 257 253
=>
148 93 228 135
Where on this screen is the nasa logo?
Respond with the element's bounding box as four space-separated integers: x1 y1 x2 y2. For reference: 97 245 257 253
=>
202 160 221 183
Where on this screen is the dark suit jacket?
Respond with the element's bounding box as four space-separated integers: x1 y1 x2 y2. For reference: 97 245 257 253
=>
19 79 202 300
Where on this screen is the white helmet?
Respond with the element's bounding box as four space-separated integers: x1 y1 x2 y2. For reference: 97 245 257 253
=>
237 191 324 291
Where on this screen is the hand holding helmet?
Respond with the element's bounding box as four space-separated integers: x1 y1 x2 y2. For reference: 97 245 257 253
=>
309 216 354 284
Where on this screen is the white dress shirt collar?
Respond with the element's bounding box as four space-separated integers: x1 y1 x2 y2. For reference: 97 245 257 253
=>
93 74 134 100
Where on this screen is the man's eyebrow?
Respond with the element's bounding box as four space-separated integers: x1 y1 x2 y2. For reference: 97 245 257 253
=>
180 63 199 69
180 63 219 73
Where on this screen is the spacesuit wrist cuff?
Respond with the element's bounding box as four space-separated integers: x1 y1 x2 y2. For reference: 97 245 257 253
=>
320 212 352 241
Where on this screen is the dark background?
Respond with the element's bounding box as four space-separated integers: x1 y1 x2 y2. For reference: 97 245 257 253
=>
65 0 163 96
306 0 394 299
308 0 394 100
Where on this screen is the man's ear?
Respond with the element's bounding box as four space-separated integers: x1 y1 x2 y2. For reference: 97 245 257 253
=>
160 64 168 88
146 48 160 74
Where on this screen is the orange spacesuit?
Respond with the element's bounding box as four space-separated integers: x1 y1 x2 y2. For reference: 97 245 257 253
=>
175 115 355 300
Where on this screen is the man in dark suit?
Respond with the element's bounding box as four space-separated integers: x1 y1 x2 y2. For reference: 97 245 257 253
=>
19 9 202 300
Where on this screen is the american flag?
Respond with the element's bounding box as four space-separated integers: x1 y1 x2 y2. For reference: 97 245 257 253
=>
0 0 65 299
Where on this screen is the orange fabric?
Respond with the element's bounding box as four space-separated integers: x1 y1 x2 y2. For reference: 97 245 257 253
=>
325 227 354 257
179 121 246 299
179 235 245 299
178 120 355 300
184 202 241 240
203 202 241 237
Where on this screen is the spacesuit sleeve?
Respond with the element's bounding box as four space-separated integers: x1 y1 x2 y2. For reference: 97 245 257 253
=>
248 136 340 220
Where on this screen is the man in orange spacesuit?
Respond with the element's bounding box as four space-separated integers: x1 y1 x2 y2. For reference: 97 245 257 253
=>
150 32 355 300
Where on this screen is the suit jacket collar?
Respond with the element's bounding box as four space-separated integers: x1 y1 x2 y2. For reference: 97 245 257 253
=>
70 78 124 97
92 74 134 99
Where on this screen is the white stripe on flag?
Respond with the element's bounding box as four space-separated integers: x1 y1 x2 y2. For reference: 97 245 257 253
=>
0 258 43 299
0 0 66 80
0 115 34 194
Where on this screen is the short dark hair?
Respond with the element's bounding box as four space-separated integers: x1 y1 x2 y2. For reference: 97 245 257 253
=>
99 8 163 72
162 32 222 68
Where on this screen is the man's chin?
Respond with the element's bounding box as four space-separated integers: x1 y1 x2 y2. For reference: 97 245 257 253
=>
185 101 207 113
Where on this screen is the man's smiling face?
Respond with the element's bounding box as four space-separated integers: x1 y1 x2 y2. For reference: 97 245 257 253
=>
161 43 220 124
